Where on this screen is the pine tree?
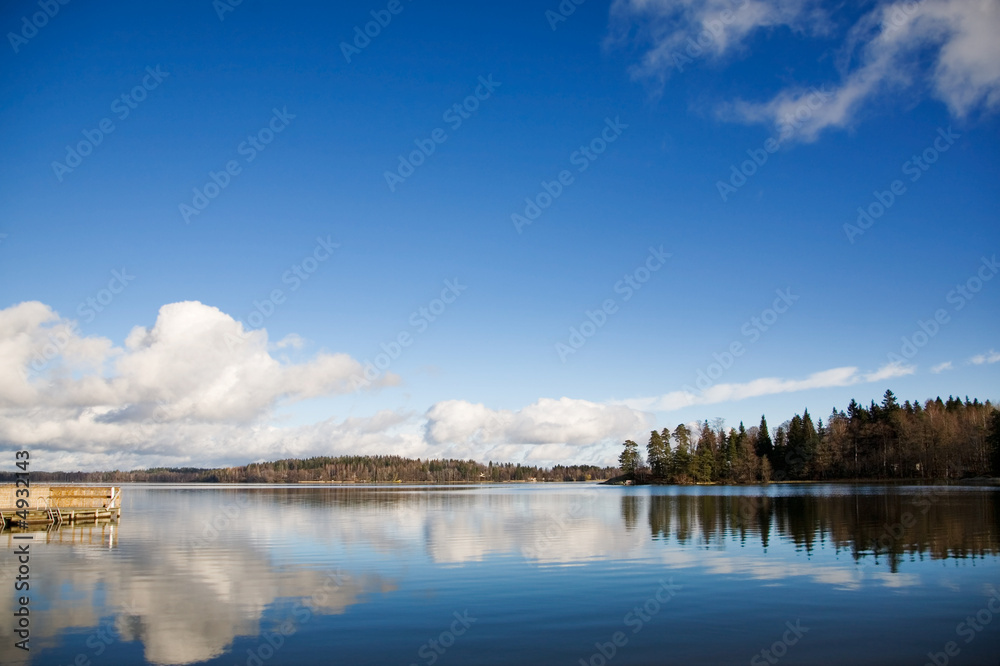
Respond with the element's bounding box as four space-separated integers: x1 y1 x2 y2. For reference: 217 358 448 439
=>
647 430 668 479
671 424 692 480
619 440 642 477
771 426 788 476
692 423 718 482
719 426 740 481
756 415 773 458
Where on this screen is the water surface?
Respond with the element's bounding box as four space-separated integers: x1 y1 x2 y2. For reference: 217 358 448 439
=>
2 483 998 665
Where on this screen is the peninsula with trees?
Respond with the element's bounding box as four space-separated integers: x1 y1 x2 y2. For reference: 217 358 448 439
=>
618 391 1000 484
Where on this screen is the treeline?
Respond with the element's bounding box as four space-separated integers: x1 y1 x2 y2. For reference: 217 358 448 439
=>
619 391 1000 484
1 455 617 484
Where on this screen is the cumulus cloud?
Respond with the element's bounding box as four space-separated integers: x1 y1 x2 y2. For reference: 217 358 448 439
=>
621 362 915 411
0 301 655 469
0 300 409 468
423 397 654 466
1 300 398 420
424 397 654 451
613 0 1000 140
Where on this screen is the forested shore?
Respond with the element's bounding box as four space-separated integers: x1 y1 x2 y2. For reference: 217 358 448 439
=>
619 392 1000 484
0 456 617 484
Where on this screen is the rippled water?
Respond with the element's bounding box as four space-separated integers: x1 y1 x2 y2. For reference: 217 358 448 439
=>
2 484 999 665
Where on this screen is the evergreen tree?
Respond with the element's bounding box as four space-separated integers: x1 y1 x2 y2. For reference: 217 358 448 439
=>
693 443 716 482
647 430 669 478
720 425 742 481
659 427 672 474
756 415 773 459
784 411 819 479
692 423 718 482
771 426 788 476
672 423 693 480
619 440 642 477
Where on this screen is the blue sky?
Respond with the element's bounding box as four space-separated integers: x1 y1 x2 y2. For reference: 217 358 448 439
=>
1 0 998 470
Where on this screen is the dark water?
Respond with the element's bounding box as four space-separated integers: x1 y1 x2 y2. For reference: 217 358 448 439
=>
2 484 999 665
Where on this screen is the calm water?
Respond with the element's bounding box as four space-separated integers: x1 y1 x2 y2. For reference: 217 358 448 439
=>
2 484 999 665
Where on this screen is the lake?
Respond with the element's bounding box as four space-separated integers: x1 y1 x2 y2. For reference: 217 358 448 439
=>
2 483 999 665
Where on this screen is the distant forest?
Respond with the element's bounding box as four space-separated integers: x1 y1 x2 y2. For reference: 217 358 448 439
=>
620 392 1000 484
0 456 617 484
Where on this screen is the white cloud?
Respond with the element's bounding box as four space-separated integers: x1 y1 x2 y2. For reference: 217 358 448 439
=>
273 332 306 350
424 396 653 450
0 300 656 470
613 0 1000 140
621 362 915 411
968 349 1000 365
0 300 411 468
931 361 953 373
609 0 830 83
1 300 398 420
862 361 915 382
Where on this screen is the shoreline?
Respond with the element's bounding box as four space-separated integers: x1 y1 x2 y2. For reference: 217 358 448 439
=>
604 476 1000 487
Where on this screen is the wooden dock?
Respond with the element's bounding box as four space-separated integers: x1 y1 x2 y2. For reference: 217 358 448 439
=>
0 485 121 529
